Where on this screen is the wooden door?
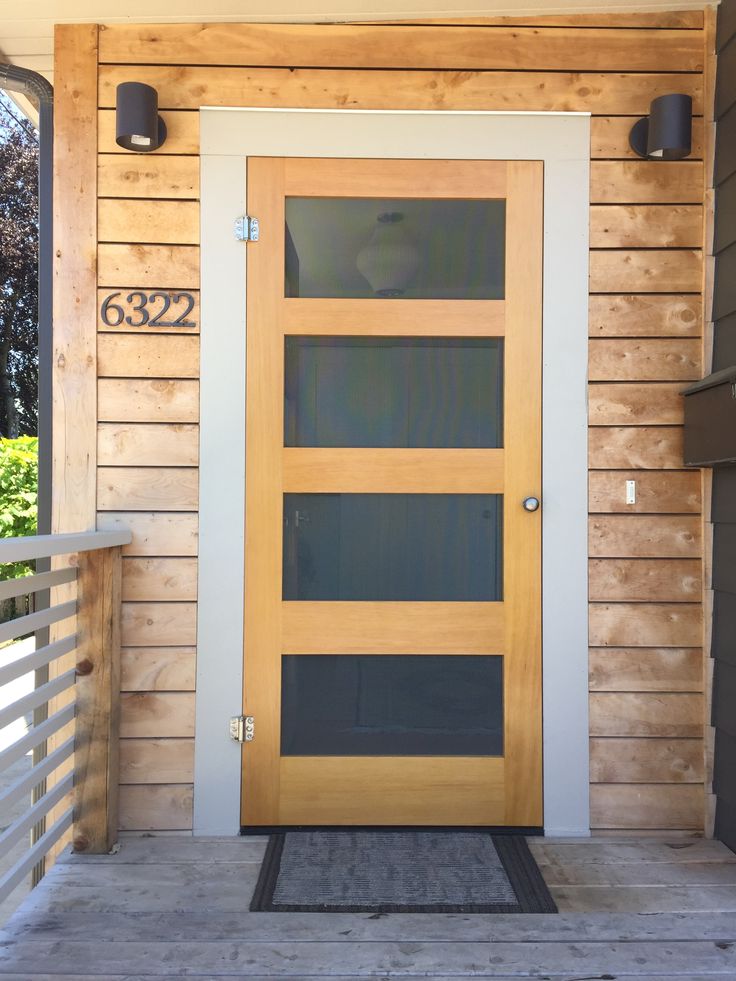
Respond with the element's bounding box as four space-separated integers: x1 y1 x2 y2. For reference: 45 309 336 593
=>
242 158 542 827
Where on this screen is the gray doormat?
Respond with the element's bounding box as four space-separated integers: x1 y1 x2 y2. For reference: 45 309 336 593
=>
250 831 557 913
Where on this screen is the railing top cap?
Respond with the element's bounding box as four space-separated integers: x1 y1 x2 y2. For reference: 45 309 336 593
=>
0 530 132 564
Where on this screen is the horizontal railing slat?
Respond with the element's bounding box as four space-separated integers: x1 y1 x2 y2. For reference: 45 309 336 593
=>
0 600 77 646
0 530 131 564
0 671 76 736
0 807 73 906
0 567 77 603
0 703 76 774
0 773 73 863
0 635 76 689
0 736 75 813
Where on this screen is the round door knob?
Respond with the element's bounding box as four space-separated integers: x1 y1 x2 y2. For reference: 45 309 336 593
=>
522 496 540 512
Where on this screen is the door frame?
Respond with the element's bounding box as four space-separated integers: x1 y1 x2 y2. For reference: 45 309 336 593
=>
195 108 591 837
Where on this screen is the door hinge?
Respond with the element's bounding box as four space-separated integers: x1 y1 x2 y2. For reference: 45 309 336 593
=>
229 715 255 742
234 216 259 242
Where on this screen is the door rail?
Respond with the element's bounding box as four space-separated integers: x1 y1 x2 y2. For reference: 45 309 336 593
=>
0 530 131 906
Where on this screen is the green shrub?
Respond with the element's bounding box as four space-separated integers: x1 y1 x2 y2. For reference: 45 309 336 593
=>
0 435 38 580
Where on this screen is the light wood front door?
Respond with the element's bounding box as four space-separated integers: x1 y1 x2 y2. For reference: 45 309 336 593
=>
242 158 542 827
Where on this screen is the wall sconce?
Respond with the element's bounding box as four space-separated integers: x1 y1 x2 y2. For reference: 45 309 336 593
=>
629 94 692 160
356 212 420 297
116 82 167 153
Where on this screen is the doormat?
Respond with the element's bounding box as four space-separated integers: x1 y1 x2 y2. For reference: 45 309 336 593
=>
249 831 557 913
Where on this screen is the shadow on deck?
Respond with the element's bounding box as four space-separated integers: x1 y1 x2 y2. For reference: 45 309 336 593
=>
1 836 735 979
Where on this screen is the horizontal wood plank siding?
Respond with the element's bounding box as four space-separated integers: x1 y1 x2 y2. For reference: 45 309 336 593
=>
711 0 736 853
90 15 708 834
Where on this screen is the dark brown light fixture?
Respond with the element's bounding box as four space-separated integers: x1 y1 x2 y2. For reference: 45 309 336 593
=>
115 82 167 153
629 94 692 160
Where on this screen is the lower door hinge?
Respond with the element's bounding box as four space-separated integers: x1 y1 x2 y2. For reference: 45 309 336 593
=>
229 715 255 742
234 216 259 242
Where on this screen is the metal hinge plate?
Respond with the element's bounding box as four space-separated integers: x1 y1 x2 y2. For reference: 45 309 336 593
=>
234 216 259 242
229 715 255 742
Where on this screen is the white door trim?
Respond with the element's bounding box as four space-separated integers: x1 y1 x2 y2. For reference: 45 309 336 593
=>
196 108 591 836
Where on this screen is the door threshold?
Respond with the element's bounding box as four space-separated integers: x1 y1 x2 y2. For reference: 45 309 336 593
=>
240 825 544 836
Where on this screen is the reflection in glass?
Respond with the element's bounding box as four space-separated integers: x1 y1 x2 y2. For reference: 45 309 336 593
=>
285 337 503 448
283 493 502 601
285 198 505 299
281 655 503 756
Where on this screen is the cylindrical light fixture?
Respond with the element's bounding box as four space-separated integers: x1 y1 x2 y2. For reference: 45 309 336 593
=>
115 82 167 153
629 94 692 160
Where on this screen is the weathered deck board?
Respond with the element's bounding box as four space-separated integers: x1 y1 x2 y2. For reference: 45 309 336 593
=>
3 838 736 979
1 937 734 976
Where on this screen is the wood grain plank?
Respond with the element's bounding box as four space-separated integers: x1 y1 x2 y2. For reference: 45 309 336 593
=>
121 647 196 692
590 206 703 248
98 65 703 116
590 692 704 737
283 602 504 654
589 338 701 381
591 116 704 160
590 738 704 783
590 552 702 606
589 383 684 426
588 427 685 469
590 161 704 204
589 647 703 692
502 160 543 826
589 602 702 647
99 109 705 163
121 602 197 647
98 467 198 512
119 739 194 785
589 515 701 557
73 546 121 853
589 294 702 338
588 470 701 513
98 379 199 423
589 250 702 293
96 512 199 557
99 108 199 155
98 155 199 200
98 244 199 290
279 757 504 826
98 334 199 379
590 784 703 829
98 423 198 467
98 199 199 245
97 288 200 334
376 12 705 27
122 558 198 602
589 558 701 602
283 448 504 493
120 692 195 738
118 784 193 831
98 23 704 72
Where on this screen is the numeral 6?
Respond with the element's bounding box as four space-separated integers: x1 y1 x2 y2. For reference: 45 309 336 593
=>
100 292 125 327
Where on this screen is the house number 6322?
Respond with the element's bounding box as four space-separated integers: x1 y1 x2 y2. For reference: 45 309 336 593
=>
100 291 197 328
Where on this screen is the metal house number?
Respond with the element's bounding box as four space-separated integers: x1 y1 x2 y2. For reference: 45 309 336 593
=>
100 291 197 328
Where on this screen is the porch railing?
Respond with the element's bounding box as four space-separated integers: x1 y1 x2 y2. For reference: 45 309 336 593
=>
0 530 131 906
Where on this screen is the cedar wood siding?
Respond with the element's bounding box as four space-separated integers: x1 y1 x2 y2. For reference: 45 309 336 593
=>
711 0 736 854
52 12 711 833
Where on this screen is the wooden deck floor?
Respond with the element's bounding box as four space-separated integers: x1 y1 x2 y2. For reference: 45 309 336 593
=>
1 836 735 979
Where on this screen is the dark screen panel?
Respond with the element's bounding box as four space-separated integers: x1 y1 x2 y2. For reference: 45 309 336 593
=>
283 493 502 601
281 655 503 756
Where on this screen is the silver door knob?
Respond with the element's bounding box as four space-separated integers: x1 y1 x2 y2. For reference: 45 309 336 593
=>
522 497 540 512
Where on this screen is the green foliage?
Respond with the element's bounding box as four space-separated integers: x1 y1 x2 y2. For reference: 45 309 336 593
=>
0 435 38 579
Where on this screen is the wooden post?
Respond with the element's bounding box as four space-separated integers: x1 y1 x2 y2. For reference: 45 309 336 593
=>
73 546 122 853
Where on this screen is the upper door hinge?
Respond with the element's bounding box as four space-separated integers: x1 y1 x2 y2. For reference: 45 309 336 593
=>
234 216 259 242
229 715 255 742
